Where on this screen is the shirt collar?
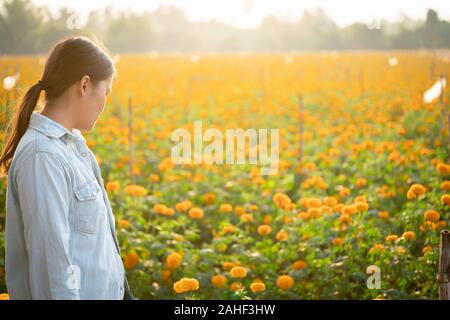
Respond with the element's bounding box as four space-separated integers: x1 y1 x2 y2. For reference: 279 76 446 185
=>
29 111 85 143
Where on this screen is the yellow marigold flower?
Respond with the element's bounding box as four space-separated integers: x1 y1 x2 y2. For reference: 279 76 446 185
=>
222 225 236 234
173 277 200 293
230 282 244 291
257 224 272 235
378 211 389 220
263 215 273 224
188 207 204 219
369 244 385 254
402 231 416 241
396 246 407 254
0 293 9 300
355 201 369 212
106 181 120 192
202 192 216 205
118 219 131 229
409 184 426 196
249 204 259 211
240 213 254 223
273 192 292 209
230 266 247 278
441 194 450 206
124 184 147 196
292 260 308 270
211 275 228 288
220 204 233 213
437 163 450 175
124 252 140 269
276 275 294 290
276 231 289 241
332 237 344 246
385 235 398 243
356 178 367 187
441 181 450 191
166 252 182 270
424 210 440 222
250 281 266 293
423 245 433 255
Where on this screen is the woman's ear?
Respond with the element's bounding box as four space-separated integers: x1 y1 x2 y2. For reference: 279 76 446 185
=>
80 75 91 96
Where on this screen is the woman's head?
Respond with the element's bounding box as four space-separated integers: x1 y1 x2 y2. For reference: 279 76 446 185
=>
0 35 116 176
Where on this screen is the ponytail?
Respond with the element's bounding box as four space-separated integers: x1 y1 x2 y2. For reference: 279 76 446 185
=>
0 81 44 177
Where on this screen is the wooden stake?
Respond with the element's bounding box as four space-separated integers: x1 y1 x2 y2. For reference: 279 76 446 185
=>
128 96 134 184
438 230 450 300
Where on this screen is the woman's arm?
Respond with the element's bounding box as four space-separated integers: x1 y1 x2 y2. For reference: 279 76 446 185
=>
16 151 80 300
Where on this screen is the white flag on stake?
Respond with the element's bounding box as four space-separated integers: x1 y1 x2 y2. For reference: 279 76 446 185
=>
423 76 446 104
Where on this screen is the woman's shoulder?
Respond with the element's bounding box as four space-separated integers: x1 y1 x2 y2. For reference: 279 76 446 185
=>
11 127 71 173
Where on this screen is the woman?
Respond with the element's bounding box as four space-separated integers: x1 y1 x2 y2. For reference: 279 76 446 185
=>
0 35 134 300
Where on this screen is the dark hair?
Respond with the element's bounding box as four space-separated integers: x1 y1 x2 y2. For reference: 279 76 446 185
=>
0 35 116 177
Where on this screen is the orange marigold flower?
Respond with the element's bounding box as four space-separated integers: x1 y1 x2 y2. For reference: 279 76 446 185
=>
222 225 236 234
257 224 272 235
424 210 440 222
188 207 204 219
124 252 140 269
422 245 433 255
402 231 416 241
166 252 182 270
276 231 289 241
230 266 247 278
385 235 398 243
230 282 244 291
273 192 292 209
106 181 120 192
240 213 254 223
250 281 266 293
356 178 367 187
211 275 228 288
378 211 389 220
219 204 233 213
437 163 450 175
332 237 344 246
441 194 450 206
292 260 308 270
369 244 385 254
173 278 199 293
441 181 450 191
118 219 130 229
124 184 147 196
354 201 369 212
276 275 294 290
409 184 426 196
263 215 273 224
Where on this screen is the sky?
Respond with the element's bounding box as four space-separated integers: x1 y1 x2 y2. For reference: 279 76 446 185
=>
32 0 450 29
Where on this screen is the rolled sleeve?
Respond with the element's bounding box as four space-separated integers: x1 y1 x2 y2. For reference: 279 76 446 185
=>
16 151 80 300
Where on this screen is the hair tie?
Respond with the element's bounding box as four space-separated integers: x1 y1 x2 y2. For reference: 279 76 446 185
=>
37 80 47 91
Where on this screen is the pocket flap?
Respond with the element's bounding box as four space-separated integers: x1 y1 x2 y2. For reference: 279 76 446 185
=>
74 177 101 201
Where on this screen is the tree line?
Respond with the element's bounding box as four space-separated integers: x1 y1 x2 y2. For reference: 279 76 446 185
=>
1 0 450 54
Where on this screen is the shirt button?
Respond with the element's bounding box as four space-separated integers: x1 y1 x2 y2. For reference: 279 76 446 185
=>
81 152 87 157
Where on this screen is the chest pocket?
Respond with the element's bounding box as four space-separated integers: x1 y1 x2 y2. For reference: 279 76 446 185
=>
73 177 106 235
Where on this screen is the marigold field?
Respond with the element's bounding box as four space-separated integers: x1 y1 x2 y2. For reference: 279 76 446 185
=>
0 52 449 300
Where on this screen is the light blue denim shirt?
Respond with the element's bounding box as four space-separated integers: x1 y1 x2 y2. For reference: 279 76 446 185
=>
5 111 131 300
